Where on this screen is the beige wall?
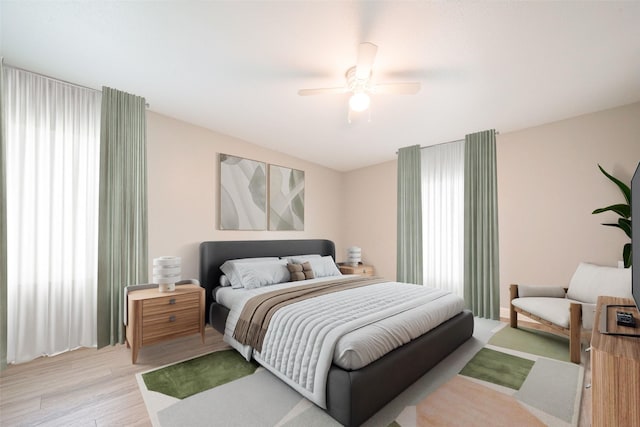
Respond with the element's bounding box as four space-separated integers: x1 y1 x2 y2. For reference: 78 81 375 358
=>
147 111 345 280
342 160 397 280
342 102 640 311
148 102 639 306
497 102 640 308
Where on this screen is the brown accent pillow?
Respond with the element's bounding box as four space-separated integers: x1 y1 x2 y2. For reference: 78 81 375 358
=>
287 262 315 281
287 263 304 281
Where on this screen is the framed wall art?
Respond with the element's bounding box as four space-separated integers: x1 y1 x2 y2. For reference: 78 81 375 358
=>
219 153 266 230
269 164 305 231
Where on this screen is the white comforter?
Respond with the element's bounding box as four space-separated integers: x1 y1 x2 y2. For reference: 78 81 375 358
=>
220 277 464 408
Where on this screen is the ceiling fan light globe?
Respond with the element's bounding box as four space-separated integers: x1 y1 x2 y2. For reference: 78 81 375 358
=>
349 93 370 112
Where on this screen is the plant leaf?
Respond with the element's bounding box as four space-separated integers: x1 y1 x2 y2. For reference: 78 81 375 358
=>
592 203 631 218
602 223 621 228
619 218 632 238
623 243 632 268
598 164 631 204
602 220 632 238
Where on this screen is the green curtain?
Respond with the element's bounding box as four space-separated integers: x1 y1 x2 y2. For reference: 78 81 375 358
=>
463 129 500 319
97 86 148 347
397 145 423 284
0 59 7 369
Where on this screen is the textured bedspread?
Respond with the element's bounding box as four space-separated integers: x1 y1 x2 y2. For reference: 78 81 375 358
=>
233 276 386 351
223 278 463 408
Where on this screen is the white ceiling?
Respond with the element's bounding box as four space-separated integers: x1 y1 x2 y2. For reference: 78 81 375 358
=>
2 1 640 172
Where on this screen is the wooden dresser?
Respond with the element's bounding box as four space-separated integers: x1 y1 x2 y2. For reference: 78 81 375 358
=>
126 284 205 363
591 296 640 426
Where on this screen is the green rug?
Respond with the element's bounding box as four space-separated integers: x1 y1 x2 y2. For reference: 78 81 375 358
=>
489 325 570 362
142 350 258 399
450 325 583 426
459 347 534 390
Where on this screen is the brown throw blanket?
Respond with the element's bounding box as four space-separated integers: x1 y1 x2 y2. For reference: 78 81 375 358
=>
233 276 386 352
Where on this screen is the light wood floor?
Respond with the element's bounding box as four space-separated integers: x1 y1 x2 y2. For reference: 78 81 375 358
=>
1 322 591 426
0 326 230 426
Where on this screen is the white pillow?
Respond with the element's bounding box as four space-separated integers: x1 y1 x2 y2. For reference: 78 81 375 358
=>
308 256 342 278
233 260 289 290
566 262 632 303
284 254 322 264
220 257 280 289
219 275 231 287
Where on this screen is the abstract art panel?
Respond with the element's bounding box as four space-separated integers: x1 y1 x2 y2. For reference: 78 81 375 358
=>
269 165 304 231
219 154 266 230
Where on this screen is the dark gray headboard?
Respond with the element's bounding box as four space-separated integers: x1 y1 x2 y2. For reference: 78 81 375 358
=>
199 239 336 323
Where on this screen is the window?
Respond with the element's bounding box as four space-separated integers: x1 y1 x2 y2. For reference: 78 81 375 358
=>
421 140 465 297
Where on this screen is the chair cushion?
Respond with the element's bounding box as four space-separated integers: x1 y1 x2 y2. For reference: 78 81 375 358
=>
566 262 632 304
512 297 582 328
517 285 566 298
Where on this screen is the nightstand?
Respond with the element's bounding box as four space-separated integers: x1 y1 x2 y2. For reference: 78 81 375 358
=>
125 284 205 363
339 264 375 276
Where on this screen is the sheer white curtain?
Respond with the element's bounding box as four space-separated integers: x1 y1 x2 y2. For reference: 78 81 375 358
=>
4 67 101 363
421 140 465 297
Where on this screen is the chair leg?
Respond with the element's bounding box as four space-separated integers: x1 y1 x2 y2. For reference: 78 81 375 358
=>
569 303 582 363
569 334 581 363
509 284 518 328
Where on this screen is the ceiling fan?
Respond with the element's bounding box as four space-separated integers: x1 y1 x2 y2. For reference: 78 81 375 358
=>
298 42 421 122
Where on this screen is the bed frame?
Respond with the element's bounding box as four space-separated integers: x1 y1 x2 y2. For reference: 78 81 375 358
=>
199 239 474 427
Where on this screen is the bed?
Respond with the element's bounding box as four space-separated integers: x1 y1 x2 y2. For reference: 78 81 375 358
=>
200 239 474 426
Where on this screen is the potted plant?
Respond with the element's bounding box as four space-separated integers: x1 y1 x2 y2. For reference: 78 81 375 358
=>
592 164 632 267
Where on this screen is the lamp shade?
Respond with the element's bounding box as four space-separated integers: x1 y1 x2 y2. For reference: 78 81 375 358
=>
153 256 181 292
347 246 362 266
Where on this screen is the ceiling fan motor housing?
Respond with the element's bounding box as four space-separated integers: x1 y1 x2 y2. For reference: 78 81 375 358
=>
346 66 372 94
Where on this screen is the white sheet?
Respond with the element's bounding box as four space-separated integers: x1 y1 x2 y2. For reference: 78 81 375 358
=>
216 276 465 371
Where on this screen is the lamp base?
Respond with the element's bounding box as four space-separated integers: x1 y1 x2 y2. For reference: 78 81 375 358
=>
158 283 176 292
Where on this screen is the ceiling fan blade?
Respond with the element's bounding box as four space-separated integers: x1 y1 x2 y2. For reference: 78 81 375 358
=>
298 87 348 96
372 82 421 95
355 42 378 80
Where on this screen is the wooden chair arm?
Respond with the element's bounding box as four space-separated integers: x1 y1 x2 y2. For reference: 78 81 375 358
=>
510 284 519 301
509 284 519 328
569 302 583 324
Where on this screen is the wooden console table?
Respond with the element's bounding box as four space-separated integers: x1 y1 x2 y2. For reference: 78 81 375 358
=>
591 296 640 426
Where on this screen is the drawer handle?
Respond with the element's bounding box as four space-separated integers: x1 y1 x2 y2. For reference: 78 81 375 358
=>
169 315 176 322
169 298 176 305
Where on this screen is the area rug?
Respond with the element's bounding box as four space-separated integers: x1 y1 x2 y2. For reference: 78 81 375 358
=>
137 353 341 427
141 350 258 399
137 320 583 426
488 325 572 363
392 325 584 427
136 350 261 426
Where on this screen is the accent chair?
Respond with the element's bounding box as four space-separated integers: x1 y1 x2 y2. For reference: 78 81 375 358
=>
509 262 632 363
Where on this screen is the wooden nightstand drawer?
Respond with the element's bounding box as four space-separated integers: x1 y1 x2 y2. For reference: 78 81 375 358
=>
339 264 374 276
142 309 201 345
142 292 200 316
125 284 205 363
